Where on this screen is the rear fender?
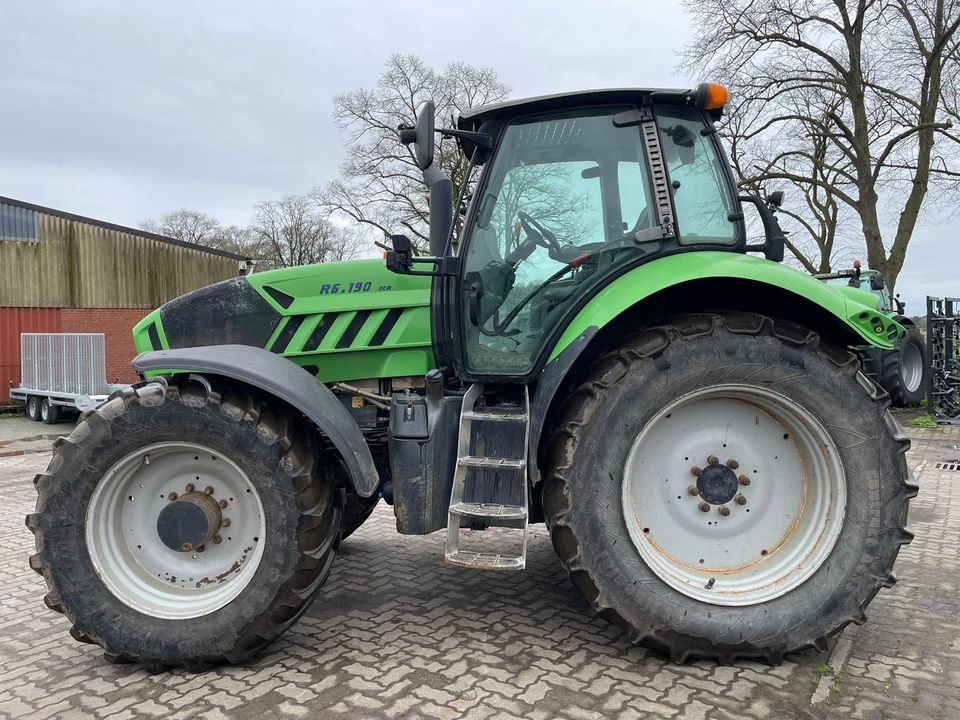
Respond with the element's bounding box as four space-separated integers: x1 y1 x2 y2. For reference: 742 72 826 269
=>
131 344 379 497
529 252 905 492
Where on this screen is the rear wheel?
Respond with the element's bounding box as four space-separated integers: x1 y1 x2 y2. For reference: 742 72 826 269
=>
26 396 41 421
27 377 342 670
879 324 927 407
543 312 916 663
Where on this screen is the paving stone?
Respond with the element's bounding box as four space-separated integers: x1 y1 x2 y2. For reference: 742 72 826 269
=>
1 423 957 719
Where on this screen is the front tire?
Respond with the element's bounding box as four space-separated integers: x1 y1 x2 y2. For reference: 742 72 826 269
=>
543 313 916 663
27 377 342 670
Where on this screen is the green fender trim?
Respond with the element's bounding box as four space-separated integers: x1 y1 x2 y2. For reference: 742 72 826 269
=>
548 252 903 361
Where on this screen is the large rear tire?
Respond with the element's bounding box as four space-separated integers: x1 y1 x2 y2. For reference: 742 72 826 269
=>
543 312 916 664
27 377 342 670
879 324 927 407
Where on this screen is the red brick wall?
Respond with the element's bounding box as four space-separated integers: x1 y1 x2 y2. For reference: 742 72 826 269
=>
60 308 152 385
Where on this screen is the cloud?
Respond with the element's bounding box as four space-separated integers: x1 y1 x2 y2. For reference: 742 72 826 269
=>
1 0 955 302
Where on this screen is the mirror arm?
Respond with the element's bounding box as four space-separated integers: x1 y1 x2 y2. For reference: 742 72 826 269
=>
739 195 785 262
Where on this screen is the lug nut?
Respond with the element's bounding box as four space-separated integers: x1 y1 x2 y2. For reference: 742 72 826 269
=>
212 535 223 544
222 518 231 528
707 455 719 465
738 475 751 486
726 459 739 469
185 483 195 493
698 501 710 513
718 505 730 516
181 542 192 552
734 494 747 505
204 486 214 495
690 466 703 477
197 544 205 552
687 484 700 496
218 499 228 509
168 492 178 501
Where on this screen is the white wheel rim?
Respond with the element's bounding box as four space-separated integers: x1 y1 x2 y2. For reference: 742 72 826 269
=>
40 402 48 421
85 442 266 619
901 343 923 392
622 384 846 606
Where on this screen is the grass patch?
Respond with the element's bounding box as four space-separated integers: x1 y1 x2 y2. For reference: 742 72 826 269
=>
830 673 844 695
908 415 938 428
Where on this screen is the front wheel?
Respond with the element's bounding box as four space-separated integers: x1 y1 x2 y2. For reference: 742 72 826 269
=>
543 313 916 663
28 378 342 670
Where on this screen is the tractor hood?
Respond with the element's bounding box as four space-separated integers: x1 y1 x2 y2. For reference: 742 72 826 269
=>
133 258 435 383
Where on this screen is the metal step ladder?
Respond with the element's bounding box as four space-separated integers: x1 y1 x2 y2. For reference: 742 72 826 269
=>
445 383 529 570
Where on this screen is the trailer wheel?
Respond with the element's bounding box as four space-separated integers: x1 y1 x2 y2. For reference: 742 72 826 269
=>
543 312 916 664
27 377 342 670
879 324 927 407
26 396 42 421
39 399 60 424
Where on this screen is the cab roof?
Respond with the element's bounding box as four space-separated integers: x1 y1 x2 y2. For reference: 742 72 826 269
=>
458 87 687 128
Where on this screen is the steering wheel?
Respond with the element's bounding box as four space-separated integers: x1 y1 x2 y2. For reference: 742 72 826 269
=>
517 211 565 255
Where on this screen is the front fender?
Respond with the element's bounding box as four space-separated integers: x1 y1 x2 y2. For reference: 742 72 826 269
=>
549 252 902 361
131 345 379 497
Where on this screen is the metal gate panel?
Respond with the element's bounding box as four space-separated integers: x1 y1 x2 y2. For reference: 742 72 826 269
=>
19 333 107 396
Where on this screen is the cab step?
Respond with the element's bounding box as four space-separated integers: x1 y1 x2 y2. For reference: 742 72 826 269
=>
449 502 527 520
445 550 525 570
444 383 529 570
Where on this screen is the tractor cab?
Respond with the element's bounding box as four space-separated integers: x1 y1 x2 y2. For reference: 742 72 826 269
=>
387 84 787 380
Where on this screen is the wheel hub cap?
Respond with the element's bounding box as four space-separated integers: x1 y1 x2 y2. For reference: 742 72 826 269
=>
696 463 738 505
621 384 846 606
85 442 266 619
156 492 223 551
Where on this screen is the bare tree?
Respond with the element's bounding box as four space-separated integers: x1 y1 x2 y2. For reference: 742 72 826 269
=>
251 193 361 269
323 54 509 251
683 0 960 290
140 209 225 247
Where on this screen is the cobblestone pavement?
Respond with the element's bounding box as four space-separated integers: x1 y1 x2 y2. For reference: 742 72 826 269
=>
0 425 958 720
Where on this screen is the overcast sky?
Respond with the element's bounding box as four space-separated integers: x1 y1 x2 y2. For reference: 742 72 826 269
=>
1 1 952 310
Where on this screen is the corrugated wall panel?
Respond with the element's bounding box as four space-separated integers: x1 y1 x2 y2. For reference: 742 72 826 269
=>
0 199 241 308
0 307 61 404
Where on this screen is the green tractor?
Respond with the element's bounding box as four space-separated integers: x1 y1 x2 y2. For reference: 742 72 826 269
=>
815 262 927 407
28 83 916 669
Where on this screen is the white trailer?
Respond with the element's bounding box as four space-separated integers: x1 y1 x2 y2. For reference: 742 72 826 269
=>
8 333 127 423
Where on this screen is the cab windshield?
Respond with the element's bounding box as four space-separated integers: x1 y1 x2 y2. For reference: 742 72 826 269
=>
460 104 737 375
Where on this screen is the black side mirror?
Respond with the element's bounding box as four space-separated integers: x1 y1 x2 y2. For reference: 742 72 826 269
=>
397 101 436 170
385 234 414 272
766 190 784 209
869 274 885 291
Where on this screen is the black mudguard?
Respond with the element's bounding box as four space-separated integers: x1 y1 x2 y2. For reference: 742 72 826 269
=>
131 344 380 497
